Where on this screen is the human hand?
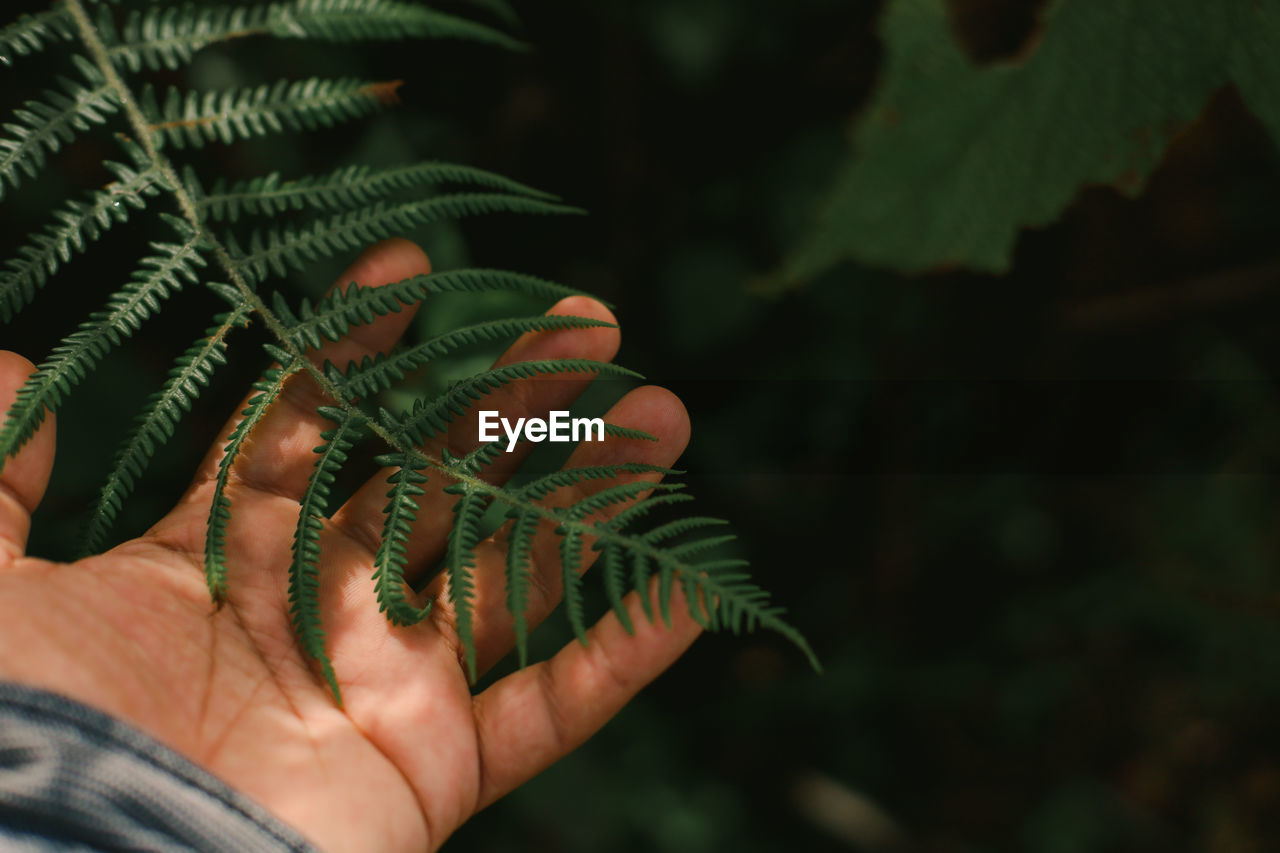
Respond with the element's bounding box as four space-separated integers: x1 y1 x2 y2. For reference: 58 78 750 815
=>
0 239 700 851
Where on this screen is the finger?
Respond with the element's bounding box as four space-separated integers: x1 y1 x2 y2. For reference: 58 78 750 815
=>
0 352 57 565
471 580 701 810
191 239 430 502
326 295 621 581
445 385 690 674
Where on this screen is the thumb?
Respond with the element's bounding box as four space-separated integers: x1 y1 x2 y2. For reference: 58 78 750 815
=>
0 352 56 566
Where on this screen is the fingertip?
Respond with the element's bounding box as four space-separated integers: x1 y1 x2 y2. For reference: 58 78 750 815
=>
343 238 432 290
0 350 56 538
612 385 692 459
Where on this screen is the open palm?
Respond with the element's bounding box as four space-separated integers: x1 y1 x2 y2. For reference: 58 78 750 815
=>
0 240 700 852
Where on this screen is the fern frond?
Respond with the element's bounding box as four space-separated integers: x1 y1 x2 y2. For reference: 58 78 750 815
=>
226 194 583 284
558 523 588 644
278 0 523 49
520 463 677 501
444 484 485 681
293 269 595 347
392 359 643 446
205 359 300 600
598 544 634 634
1 149 164 323
371 454 433 626
143 77 403 149
631 548 653 622
0 228 205 465
0 7 76 64
291 407 366 703
109 0 520 73
338 315 617 396
195 161 557 223
604 492 696 532
504 507 538 666
567 481 682 520
0 56 119 201
641 516 730 544
678 559 820 670
84 305 252 554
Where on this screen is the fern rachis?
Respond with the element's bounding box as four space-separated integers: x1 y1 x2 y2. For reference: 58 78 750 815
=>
0 0 818 706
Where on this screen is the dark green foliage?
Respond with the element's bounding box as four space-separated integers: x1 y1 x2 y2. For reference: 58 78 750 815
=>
142 77 405 149
789 0 1280 278
0 0 814 704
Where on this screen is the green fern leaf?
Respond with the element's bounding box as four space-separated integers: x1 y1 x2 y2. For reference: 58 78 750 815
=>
566 481 682 520
84 306 252 554
0 8 76 64
291 407 366 703
0 229 205 464
631 549 653 622
225 194 583 284
108 0 520 73
557 523 589 645
0 149 164 323
0 55 119 201
520 463 676 501
293 270 596 350
194 161 557 223
143 77 403 149
338 315 617 396
598 544 634 635
504 507 538 667
277 0 523 50
371 454 433 626
205 359 299 600
445 485 485 681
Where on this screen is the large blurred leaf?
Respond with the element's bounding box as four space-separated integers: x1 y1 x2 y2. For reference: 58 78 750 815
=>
786 0 1280 279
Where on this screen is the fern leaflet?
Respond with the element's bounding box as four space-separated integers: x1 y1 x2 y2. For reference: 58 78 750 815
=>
337 315 617 397
205 359 300 600
84 305 253 553
225 194 583 285
194 161 557 223
291 407 366 703
445 484 485 681
0 55 119 201
0 226 205 461
0 8 76 64
1 145 164 323
107 0 521 72
371 454 433 626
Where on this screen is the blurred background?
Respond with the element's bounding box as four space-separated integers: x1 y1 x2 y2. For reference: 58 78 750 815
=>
6 0 1280 850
